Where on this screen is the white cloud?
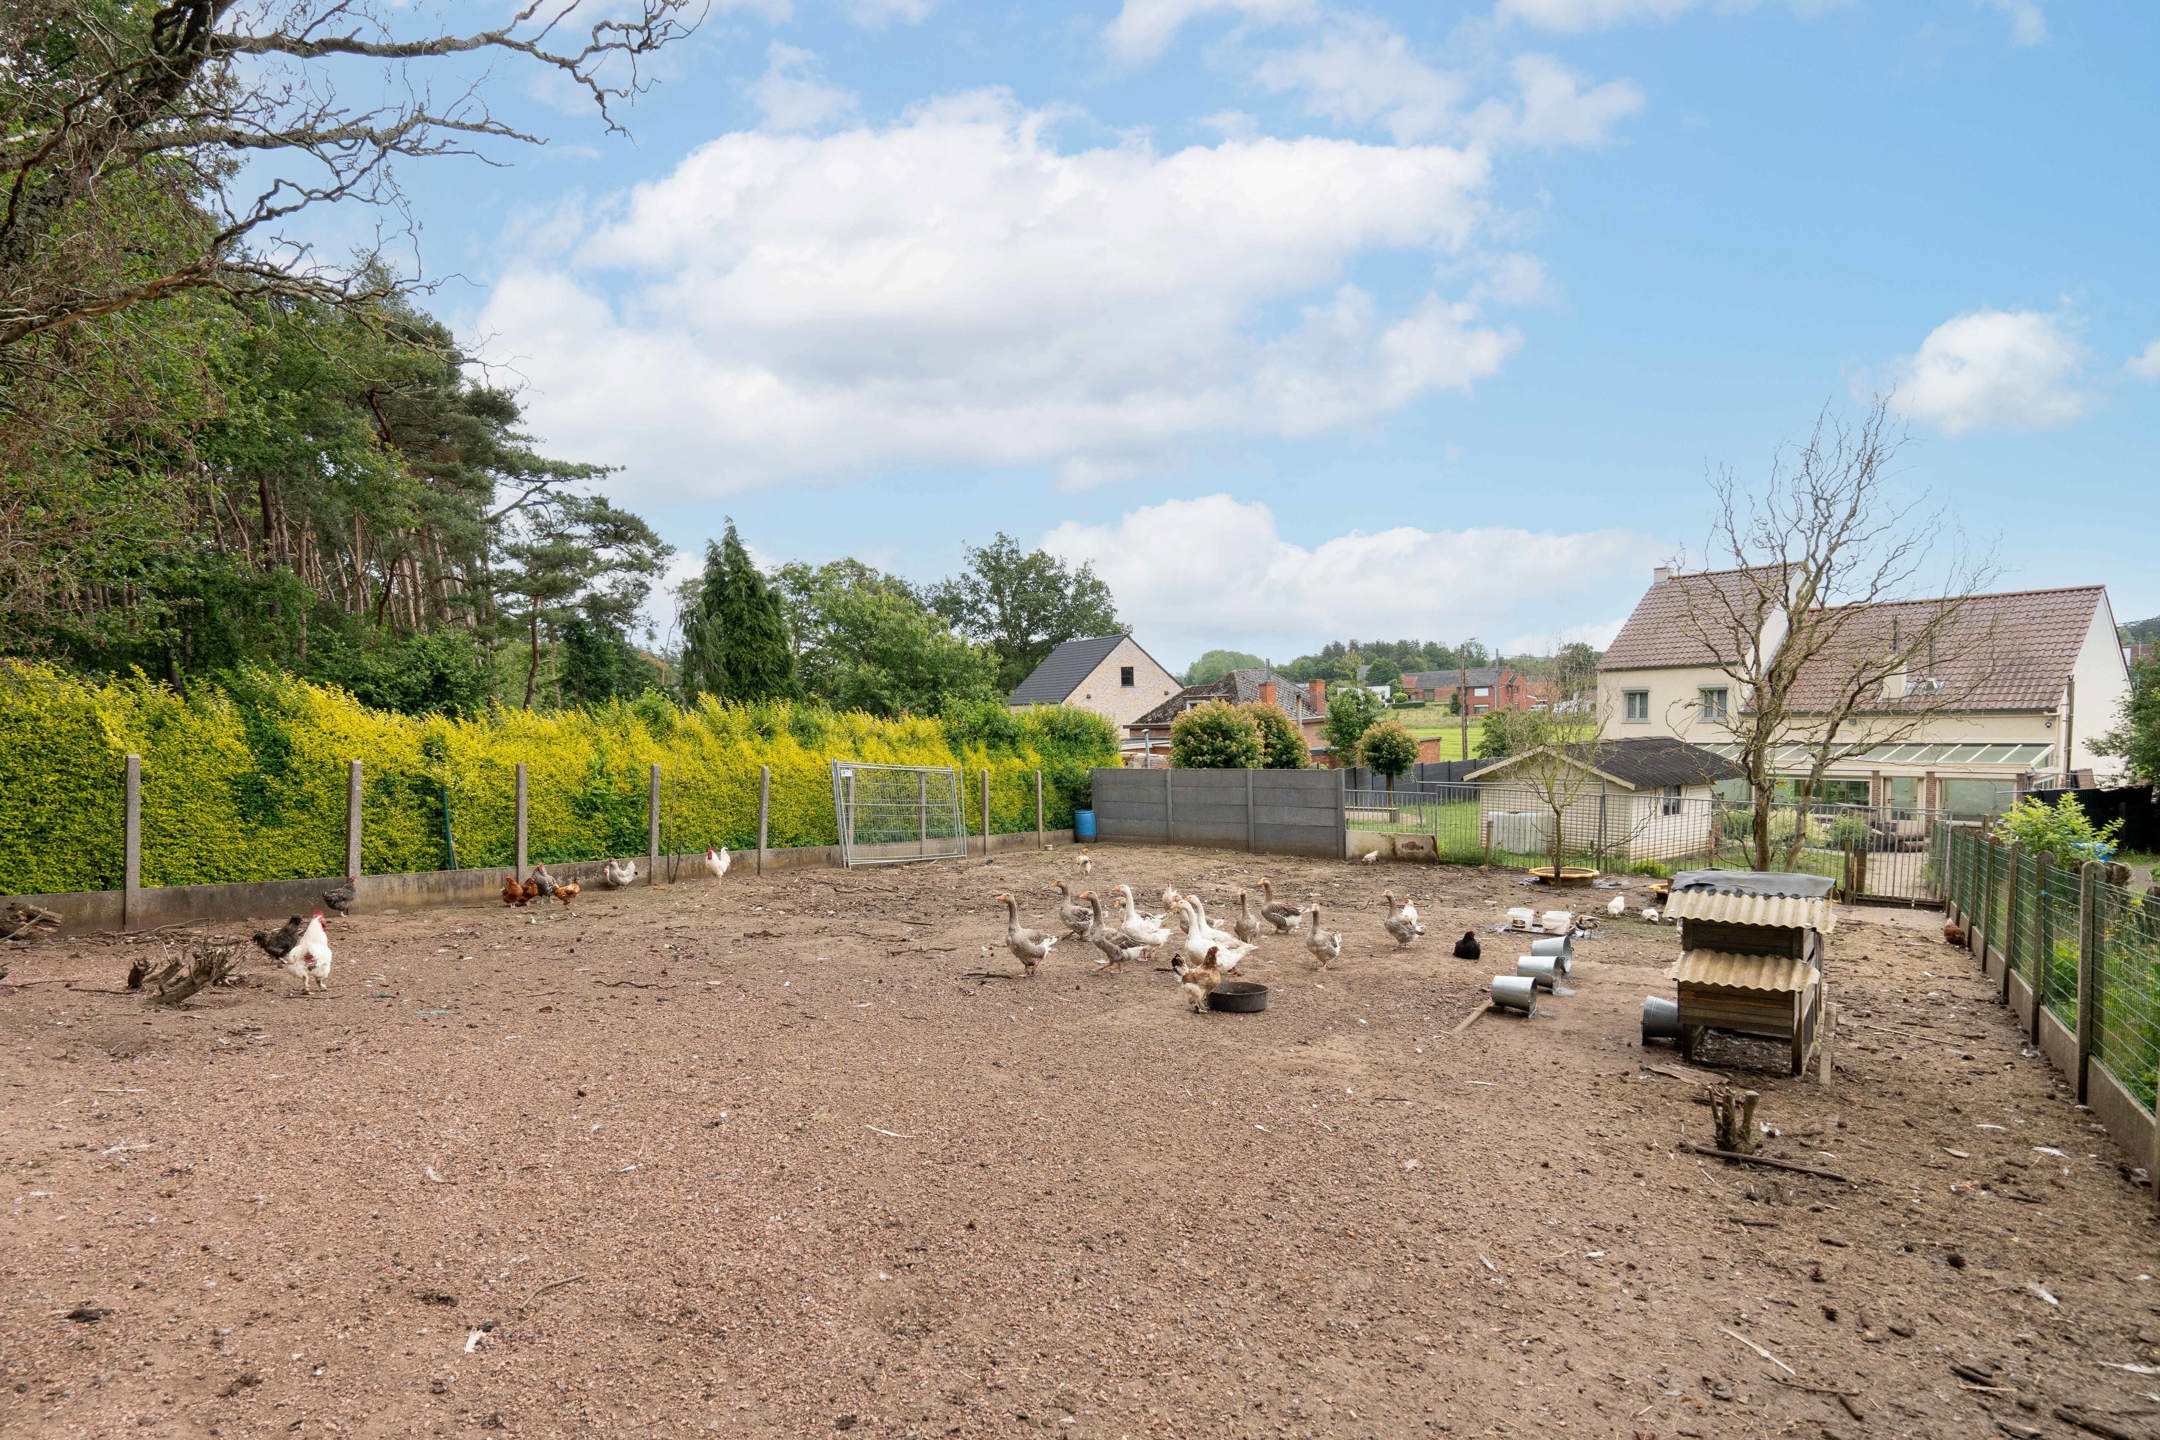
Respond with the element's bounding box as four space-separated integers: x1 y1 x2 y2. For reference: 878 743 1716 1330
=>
749 43 857 132
1978 0 2046 46
480 91 1517 499
1886 309 2089 436
1471 252 1553 307
1104 0 1317 63
2125 340 2160 382
1252 25 1640 150
850 0 934 26
1495 0 1697 32
1041 494 1659 661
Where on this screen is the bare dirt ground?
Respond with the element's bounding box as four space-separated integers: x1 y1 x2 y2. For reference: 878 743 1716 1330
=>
4 844 2158 1440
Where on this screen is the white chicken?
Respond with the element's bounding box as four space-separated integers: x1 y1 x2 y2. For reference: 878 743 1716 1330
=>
1303 905 1342 968
1605 893 1625 917
281 912 333 994
1079 850 1094 876
602 858 638 889
1641 906 1661 923
705 846 731 882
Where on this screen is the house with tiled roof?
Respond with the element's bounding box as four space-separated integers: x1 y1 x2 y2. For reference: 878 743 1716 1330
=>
1125 669 1330 767
1595 565 2132 815
1400 664 1553 715
1005 634 1180 731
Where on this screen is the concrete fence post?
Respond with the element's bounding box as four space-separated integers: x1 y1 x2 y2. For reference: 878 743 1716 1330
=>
1246 767 1256 852
1034 769 1045 848
917 770 928 857
647 764 661 885
123 753 141 930
2031 850 2056 1042
757 765 771 876
346 760 364 880
2074 859 2097 1105
2002 840 2022 1003
981 768 992 857
1163 764 1174 842
515 763 529 876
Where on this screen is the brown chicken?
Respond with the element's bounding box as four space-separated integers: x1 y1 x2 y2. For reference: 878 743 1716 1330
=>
1943 921 1967 947
501 874 524 907
554 880 580 906
519 876 542 905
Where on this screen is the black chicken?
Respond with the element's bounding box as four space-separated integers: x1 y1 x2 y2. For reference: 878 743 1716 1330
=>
250 915 308 960
1452 930 1481 960
322 878 357 916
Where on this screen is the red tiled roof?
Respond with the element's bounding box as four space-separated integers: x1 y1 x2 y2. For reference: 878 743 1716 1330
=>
1600 567 1787 670
1779 586 2105 714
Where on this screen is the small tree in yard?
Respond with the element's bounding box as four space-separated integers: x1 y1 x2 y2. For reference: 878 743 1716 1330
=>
1243 703 1310 769
1358 719 1419 794
1171 701 1262 769
1670 399 2000 869
1475 710 1524 760
1323 684 1381 764
1489 707 1611 881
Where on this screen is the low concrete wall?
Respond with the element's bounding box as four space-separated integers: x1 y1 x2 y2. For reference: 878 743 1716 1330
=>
2006 970 2035 1028
2086 1062 2159 1185
12 829 1071 935
2037 1006 2078 1079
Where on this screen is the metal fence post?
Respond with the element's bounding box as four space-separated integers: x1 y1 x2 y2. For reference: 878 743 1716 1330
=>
980 768 991 857
1035 769 1045 848
647 764 660 885
515 762 528 876
2075 860 2097 1105
346 760 364 880
123 753 141 930
757 765 771 876
2031 850 2055 1042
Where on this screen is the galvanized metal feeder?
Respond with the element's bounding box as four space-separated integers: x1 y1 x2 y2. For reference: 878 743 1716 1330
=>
1489 974 1538 1015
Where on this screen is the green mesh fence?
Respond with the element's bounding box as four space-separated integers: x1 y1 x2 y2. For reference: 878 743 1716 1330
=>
2091 878 2160 1111
2037 857 2081 1026
2006 851 2041 979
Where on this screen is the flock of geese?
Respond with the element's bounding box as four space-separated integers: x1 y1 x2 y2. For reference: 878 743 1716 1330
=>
994 865 1429 1012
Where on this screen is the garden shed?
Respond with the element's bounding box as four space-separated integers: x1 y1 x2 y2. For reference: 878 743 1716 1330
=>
1464 737 1742 867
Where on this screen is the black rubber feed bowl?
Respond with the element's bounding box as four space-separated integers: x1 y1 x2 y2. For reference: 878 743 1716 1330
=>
1207 980 1270 1013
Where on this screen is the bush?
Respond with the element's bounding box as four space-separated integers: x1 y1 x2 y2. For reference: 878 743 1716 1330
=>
1824 815 1874 851
1358 719 1419 783
1241 702 1309 769
0 662 1117 894
1996 793 2122 860
1718 806 1756 840
1170 700 1262 770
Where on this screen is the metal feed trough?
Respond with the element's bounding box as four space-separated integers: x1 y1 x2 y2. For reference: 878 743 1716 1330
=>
1661 870 1835 1077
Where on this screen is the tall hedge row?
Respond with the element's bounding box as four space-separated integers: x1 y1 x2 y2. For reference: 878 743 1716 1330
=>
0 663 1115 894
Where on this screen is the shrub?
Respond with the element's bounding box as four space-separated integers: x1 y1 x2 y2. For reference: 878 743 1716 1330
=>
1241 703 1309 769
1996 793 2122 860
1358 719 1419 784
1170 700 1262 770
1824 815 1874 851
1718 806 1756 840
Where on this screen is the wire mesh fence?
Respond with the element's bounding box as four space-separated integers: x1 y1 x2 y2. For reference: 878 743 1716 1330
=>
2037 857 2081 1027
2092 879 2160 1112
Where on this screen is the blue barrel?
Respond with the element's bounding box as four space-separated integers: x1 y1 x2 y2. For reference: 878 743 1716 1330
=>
1074 808 1097 841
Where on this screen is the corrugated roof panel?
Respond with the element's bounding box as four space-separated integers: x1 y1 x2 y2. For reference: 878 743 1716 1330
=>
1663 890 1836 933
1667 950 1821 993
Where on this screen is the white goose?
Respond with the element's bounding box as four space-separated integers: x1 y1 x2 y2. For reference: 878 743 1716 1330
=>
1176 897 1251 971
1112 886 1172 947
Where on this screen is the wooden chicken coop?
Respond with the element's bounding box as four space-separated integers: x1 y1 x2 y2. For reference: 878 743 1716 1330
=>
1660 871 1836 1077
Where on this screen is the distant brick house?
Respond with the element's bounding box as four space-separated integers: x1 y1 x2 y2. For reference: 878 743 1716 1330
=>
1125 669 1330 767
1400 665 1550 715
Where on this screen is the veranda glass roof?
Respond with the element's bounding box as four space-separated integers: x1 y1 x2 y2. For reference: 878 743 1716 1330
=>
1698 741 2052 769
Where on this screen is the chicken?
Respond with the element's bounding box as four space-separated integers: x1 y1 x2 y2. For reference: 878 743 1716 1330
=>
322 877 357 917
1079 850 1094 876
1383 892 1424 936
1303 906 1342 968
601 858 637 889
1172 946 1223 1011
1360 850 1379 865
1452 930 1481 960
1232 889 1264 945
705 845 732 882
1054 881 1095 937
251 915 309 960
1083 894 1149 970
554 879 580 907
1640 906 1660 923
1606 894 1626 917
280 912 333 994
530 865 557 899
997 893 1057 977
1256 879 1303 933
501 875 525 907
519 876 542 906
1943 921 1967 947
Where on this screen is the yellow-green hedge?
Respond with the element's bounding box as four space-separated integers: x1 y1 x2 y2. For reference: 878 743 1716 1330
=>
0 663 1107 894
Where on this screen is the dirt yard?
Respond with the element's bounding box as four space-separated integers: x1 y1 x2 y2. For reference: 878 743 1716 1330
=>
4 845 2158 1439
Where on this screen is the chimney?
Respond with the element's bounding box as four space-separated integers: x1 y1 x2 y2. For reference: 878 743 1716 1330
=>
1258 680 1277 708
1307 678 1327 712
1653 564 1673 584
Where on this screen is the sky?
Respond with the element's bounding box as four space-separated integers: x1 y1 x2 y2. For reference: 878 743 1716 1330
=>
319 0 2157 670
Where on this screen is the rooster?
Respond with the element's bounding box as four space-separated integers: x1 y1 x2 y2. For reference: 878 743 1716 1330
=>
530 865 557 899
280 913 333 994
322 877 357 917
1452 930 1481 961
705 846 731 882
601 858 637 889
554 879 580 907
1943 920 1967 947
251 915 308 960
501 874 525 907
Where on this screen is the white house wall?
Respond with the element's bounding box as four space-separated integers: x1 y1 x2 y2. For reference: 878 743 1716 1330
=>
2067 594 2133 782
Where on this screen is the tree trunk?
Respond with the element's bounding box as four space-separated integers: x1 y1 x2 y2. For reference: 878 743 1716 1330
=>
523 611 540 710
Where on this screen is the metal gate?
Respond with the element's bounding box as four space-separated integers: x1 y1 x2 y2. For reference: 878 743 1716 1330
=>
832 762 967 866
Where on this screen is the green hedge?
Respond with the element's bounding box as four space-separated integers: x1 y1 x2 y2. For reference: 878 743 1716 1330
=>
0 663 1115 893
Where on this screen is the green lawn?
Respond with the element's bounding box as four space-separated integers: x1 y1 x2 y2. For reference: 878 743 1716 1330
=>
1390 718 1471 758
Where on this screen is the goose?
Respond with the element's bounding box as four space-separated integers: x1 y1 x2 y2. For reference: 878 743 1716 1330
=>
1053 881 1094 937
1256 879 1303 932
1112 888 1172 948
1383 892 1424 936
1382 897 1420 948
1303 905 1342 968
1083 894 1149 969
1185 895 1241 950
997 893 1056 976
1232 889 1264 945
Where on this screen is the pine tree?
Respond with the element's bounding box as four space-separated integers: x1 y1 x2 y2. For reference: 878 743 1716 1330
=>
680 521 797 704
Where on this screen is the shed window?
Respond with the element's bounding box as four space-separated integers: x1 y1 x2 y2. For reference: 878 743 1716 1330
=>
1623 689 1649 723
1661 785 1683 816
1119 666 1135 687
